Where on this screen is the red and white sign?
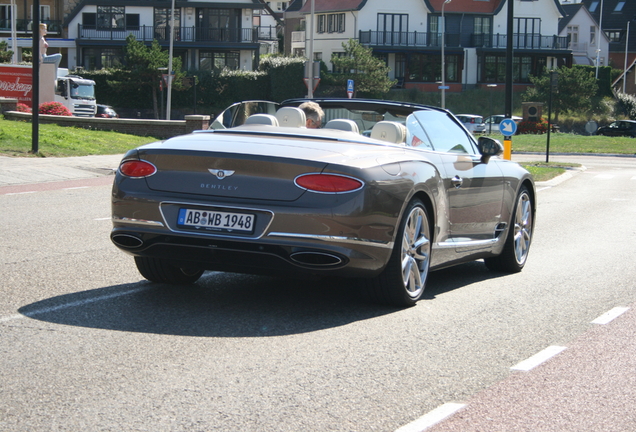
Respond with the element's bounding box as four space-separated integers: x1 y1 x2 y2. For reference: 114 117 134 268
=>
0 65 33 106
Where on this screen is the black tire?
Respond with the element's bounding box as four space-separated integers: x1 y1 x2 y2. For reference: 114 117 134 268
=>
134 256 204 284
368 199 431 307
485 186 533 273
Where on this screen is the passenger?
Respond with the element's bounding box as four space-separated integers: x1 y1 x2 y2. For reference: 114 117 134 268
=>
299 101 324 129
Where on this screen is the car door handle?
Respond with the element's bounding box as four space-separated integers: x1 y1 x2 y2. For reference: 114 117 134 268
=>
451 175 463 189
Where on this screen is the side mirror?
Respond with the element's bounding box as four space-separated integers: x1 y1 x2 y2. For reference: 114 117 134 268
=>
477 136 503 163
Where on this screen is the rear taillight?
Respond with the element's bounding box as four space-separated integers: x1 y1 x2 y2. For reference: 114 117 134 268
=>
470 118 475 123
119 160 157 178
295 174 364 193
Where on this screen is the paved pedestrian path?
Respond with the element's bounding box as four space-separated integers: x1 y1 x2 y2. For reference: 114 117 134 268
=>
0 154 123 187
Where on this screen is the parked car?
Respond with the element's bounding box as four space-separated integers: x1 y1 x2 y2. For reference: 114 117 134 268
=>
456 114 486 134
96 104 118 118
484 115 522 133
111 98 535 307
596 120 636 138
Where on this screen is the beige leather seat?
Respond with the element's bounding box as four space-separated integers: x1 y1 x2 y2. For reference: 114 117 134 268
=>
244 114 279 126
324 119 360 134
275 107 306 127
370 121 407 144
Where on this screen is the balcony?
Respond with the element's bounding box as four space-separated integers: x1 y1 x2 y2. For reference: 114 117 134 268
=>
359 30 570 51
77 24 275 44
0 19 62 34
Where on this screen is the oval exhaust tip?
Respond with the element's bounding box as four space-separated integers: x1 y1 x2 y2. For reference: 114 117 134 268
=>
290 251 343 267
112 234 144 248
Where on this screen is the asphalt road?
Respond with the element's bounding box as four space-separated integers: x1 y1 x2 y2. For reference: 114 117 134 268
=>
1 154 635 431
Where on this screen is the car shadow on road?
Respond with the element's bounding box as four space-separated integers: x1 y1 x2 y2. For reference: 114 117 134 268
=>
18 261 502 338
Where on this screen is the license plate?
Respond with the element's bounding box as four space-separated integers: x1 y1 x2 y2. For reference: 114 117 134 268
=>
177 208 255 233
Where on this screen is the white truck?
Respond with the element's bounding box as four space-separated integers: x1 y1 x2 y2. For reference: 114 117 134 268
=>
0 63 97 116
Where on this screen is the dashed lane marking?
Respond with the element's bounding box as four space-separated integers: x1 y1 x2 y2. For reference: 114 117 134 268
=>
511 345 567 372
394 403 466 432
591 307 630 325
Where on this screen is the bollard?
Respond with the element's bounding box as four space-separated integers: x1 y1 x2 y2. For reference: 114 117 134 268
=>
503 137 512 160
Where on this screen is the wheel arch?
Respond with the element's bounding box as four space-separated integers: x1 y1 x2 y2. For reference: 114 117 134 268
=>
409 190 436 244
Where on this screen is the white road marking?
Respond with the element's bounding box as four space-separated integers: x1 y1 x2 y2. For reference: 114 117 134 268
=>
4 191 36 196
94 217 111 221
511 345 567 371
394 403 466 432
0 286 150 323
62 186 90 190
591 307 630 325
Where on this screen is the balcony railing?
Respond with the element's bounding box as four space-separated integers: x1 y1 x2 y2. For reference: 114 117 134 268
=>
0 19 62 34
360 30 570 50
77 24 275 43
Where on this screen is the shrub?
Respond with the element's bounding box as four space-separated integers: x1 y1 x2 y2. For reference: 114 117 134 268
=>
518 119 548 134
615 91 636 120
39 101 72 116
16 103 31 113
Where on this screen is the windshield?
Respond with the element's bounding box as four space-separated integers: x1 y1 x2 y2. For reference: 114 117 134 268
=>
69 80 95 100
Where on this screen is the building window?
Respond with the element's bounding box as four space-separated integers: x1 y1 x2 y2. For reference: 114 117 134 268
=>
101 48 123 68
332 52 346 73
482 55 535 83
0 5 12 29
317 15 325 33
155 8 181 40
590 26 596 46
97 6 125 30
318 13 344 34
589 1 599 12
567 25 579 48
614 2 625 12
428 15 442 46
199 51 240 73
407 53 460 82
606 31 622 42
514 18 541 35
378 13 408 44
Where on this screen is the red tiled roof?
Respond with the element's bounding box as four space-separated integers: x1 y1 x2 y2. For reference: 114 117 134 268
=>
298 0 366 13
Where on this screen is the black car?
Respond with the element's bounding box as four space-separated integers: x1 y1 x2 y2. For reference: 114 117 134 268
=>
596 120 636 138
96 104 119 118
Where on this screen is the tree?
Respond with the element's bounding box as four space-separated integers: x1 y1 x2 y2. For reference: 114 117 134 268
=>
0 40 14 63
121 35 186 118
523 66 598 122
330 39 396 98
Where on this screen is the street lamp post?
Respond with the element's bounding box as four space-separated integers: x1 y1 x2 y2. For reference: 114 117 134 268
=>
158 67 167 119
166 0 175 120
487 84 497 134
441 0 452 109
595 0 604 79
624 19 632 94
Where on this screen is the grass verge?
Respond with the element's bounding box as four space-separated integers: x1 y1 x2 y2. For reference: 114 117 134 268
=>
0 118 159 157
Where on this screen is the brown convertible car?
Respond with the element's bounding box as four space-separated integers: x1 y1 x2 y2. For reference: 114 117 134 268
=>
111 99 535 307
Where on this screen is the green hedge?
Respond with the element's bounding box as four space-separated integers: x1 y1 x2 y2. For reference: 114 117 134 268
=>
78 57 309 116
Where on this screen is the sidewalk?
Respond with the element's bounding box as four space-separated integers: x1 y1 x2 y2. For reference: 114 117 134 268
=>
0 154 123 187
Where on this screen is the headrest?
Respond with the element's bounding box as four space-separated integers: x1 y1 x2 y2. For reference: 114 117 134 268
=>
244 114 279 126
324 119 360 134
275 107 306 127
370 121 407 144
